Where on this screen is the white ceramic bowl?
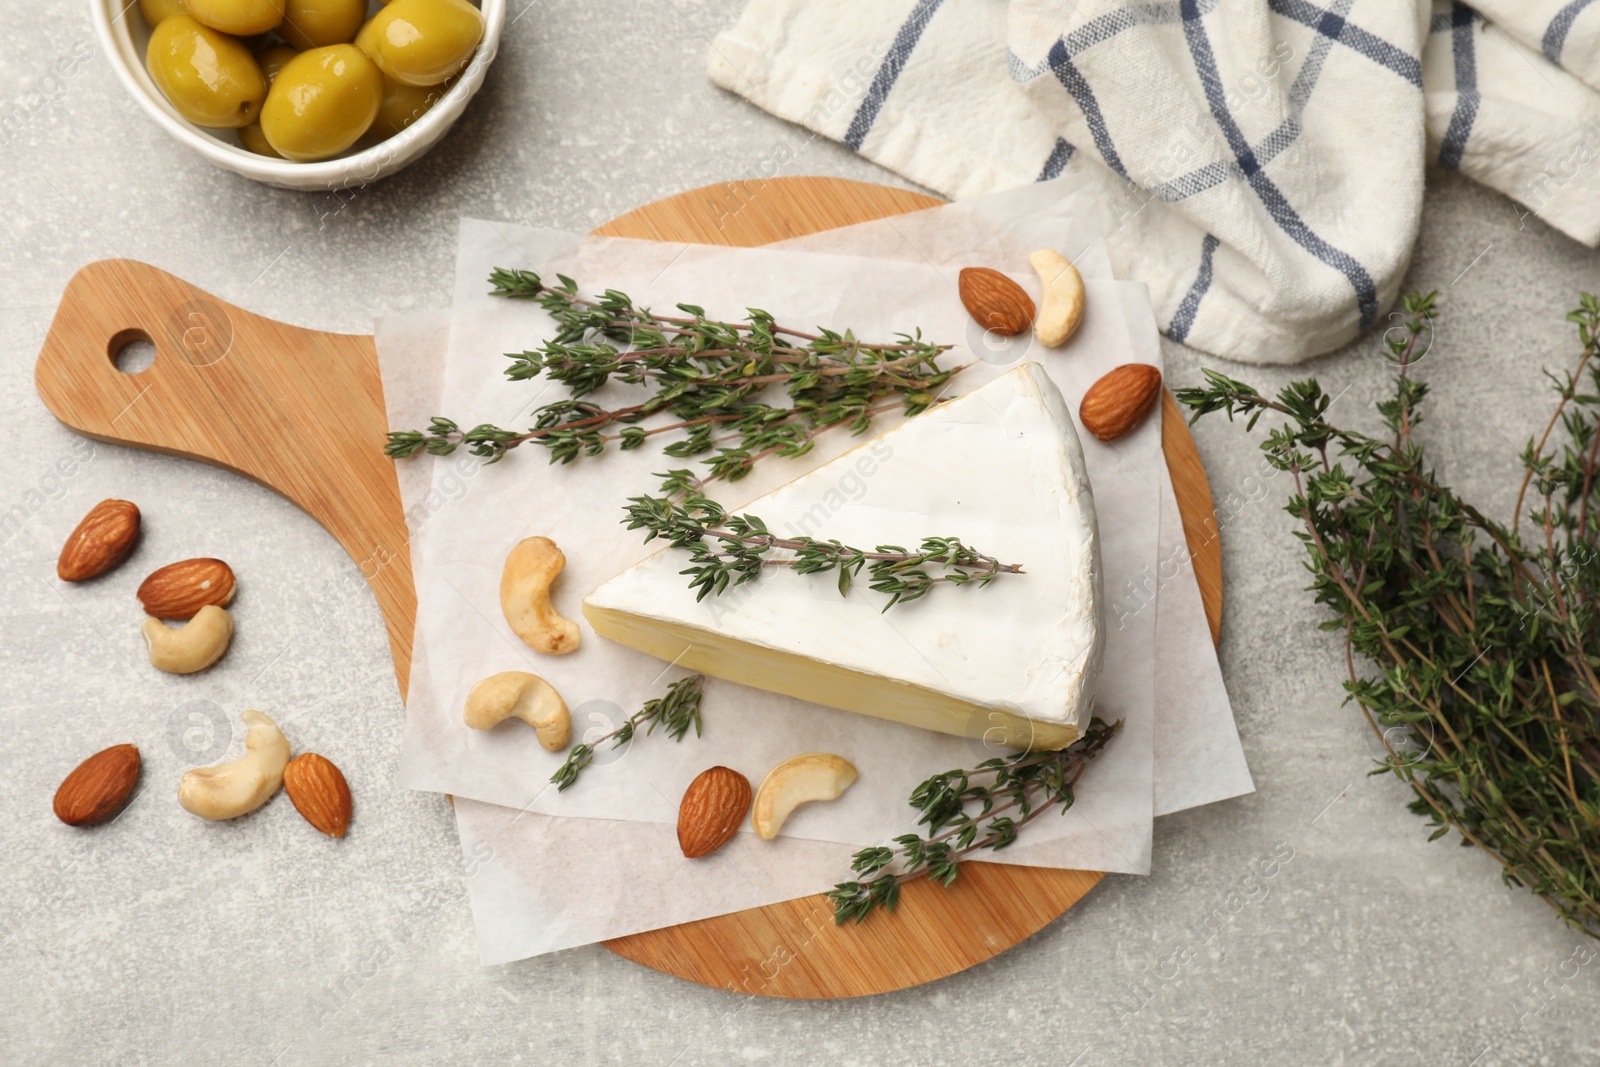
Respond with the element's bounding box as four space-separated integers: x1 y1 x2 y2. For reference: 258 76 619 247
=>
91 0 503 190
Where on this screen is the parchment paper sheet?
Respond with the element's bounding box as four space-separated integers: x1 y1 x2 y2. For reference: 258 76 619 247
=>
397 226 1158 865
374 180 1250 962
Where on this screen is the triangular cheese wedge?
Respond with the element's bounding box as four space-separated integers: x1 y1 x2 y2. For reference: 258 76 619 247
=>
583 362 1104 750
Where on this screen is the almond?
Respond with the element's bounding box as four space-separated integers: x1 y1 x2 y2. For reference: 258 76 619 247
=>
57 499 141 581
677 765 752 859
54 744 140 827
283 753 352 838
138 558 236 620
1079 364 1163 442
958 267 1036 337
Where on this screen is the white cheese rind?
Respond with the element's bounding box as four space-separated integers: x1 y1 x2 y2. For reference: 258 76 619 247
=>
583 362 1104 748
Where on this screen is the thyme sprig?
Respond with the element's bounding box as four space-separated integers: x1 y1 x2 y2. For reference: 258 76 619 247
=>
624 471 1023 610
383 274 1017 609
386 269 963 484
550 675 705 791
827 718 1121 923
1178 290 1600 937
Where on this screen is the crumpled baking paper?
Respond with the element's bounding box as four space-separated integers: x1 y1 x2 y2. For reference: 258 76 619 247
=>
374 176 1251 962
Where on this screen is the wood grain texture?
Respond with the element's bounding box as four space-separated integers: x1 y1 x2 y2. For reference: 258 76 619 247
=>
34 259 417 677
1161 389 1223 646
32 175 1221 1000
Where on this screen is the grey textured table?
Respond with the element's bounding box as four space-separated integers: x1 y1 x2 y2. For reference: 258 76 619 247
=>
3 3 1598 1064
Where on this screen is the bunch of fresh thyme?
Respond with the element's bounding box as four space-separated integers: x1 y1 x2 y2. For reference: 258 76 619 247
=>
386 271 1023 607
623 470 1022 610
1178 291 1600 936
827 718 1121 922
386 269 962 484
550 675 705 791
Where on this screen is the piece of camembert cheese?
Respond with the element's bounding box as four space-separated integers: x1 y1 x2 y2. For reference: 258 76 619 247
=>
583 361 1104 750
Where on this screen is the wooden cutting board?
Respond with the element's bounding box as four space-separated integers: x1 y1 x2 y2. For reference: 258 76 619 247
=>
34 177 1222 999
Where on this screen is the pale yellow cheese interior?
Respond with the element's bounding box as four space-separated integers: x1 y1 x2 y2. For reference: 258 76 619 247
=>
581 603 1082 751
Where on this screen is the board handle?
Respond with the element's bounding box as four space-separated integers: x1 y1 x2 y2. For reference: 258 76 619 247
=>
35 258 417 685
37 259 240 445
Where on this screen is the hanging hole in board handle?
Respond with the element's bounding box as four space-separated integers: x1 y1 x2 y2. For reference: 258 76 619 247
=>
109 328 156 375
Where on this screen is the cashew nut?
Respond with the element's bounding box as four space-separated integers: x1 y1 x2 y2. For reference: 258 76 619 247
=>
464 671 571 751
499 536 580 655
1029 248 1086 347
751 752 858 840
142 604 233 674
178 709 289 821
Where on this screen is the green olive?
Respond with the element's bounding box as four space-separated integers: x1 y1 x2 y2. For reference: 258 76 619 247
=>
372 74 445 136
186 0 285 36
138 0 188 27
146 15 266 129
238 122 282 156
355 0 482 87
279 0 366 49
260 44 381 161
254 43 298 84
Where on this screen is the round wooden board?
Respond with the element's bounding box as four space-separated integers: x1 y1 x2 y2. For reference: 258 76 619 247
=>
32 176 1221 1001
594 178 1222 995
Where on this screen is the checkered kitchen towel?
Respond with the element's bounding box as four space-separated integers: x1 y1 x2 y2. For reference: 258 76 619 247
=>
708 1 1600 364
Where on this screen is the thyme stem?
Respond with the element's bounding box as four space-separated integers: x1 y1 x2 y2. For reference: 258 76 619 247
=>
1179 290 1600 937
550 676 705 792
827 718 1121 923
386 269 964 482
624 475 1024 610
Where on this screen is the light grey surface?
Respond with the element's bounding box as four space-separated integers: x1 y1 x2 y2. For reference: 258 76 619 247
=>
2 3 1598 1064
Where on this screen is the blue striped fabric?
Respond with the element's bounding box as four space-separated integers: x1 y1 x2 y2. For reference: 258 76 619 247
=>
1180 0 1379 327
1542 0 1598 64
1138 0 1354 206
1047 40 1134 181
1012 0 1390 328
1014 0 1415 217
1144 0 1362 329
859 0 1419 230
1037 138 1077 180
713 0 1600 363
1438 3 1479 171
842 0 945 151
1285 0 1357 110
1269 0 1423 87
1051 1 1213 67
1168 234 1220 342
1008 2 1217 82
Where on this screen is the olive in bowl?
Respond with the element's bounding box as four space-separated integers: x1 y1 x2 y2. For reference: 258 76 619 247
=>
260 44 383 161
145 15 266 129
93 0 503 188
